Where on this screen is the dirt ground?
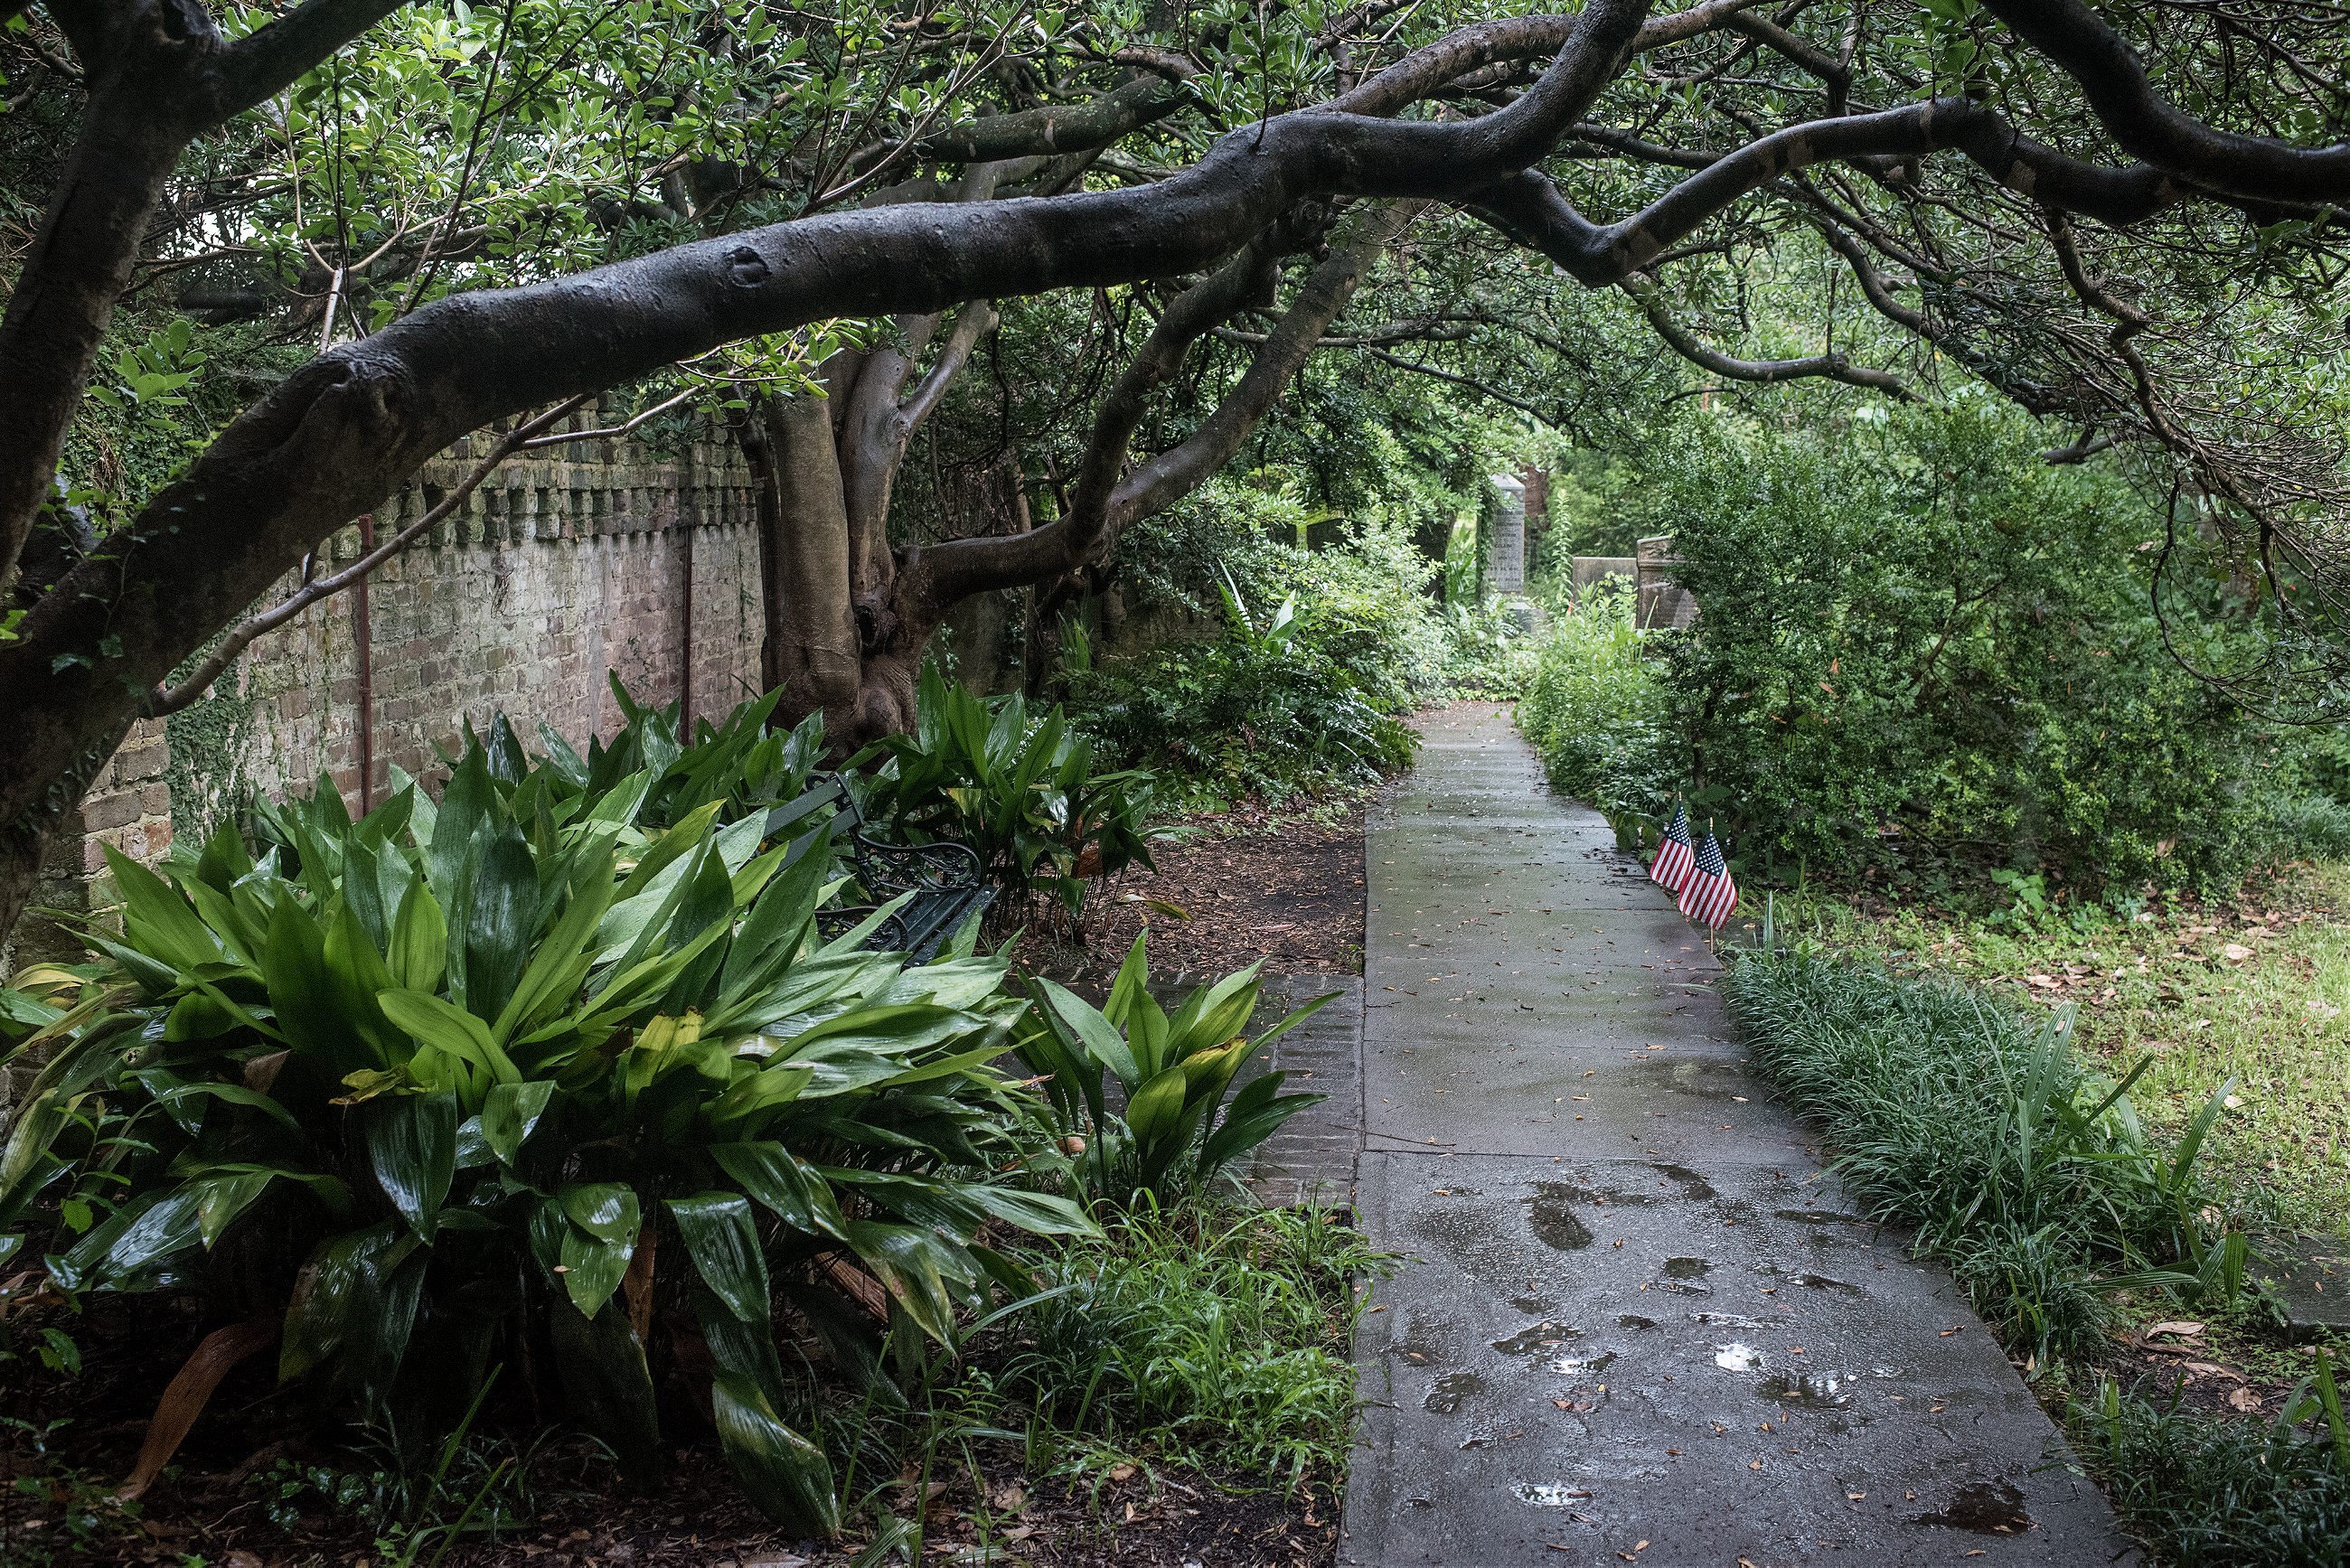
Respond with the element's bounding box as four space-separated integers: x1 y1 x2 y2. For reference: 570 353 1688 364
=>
1019 794 1369 991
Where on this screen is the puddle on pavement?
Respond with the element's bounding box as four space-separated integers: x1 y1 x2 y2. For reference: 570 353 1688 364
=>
1424 1372 1486 1414
1548 1351 1616 1375
1713 1342 1764 1371
1509 1294 1556 1313
1651 1161 1719 1199
1690 1311 1769 1329
1916 1481 2035 1535
1658 1060 1753 1099
1784 1270 1862 1294
1525 1186 1597 1250
1492 1321 1580 1355
1657 1257 1714 1294
1512 1483 1592 1507
1618 1314 1657 1330
1757 1370 1854 1407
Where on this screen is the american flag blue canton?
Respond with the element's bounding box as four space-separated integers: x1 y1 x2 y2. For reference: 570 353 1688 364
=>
1650 804 1694 893
1677 830 1738 931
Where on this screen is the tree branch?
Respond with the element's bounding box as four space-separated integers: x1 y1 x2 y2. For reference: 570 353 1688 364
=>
218 0 414 117
1618 271 1911 397
1979 0 2350 205
146 395 592 716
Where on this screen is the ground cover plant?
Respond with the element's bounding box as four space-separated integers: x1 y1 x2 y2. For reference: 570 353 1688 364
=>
1720 930 2350 1561
1776 870 2350 1235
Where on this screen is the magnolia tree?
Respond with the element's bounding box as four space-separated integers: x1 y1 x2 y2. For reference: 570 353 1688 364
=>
3 0 2349 944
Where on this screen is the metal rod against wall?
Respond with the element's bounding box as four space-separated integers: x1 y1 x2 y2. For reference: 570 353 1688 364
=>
680 518 695 732
354 512 376 813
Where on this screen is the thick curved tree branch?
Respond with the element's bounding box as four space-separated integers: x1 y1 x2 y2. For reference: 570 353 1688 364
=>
900 202 1423 618
912 74 1191 164
1979 0 2350 205
1469 95 2201 287
0 4 1655 853
1618 272 1911 397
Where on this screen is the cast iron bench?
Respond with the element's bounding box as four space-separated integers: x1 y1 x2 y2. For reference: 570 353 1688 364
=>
764 773 995 963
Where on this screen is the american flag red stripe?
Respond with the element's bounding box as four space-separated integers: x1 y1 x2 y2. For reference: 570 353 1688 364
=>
1677 831 1739 931
1650 804 1695 893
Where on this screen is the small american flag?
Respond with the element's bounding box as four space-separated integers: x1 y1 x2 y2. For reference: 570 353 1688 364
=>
1650 803 1694 894
1677 830 1738 931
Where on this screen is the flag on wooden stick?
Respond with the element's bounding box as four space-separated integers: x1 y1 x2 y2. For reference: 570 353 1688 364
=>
1650 803 1695 894
1678 829 1738 931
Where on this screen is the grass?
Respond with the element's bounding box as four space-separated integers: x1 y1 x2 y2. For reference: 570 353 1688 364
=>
1771 862 2350 1235
989 1203 1394 1490
1722 923 2350 1563
1718 946 2237 1362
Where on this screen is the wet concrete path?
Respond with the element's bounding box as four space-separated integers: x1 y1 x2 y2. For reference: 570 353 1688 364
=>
1340 707 2133 1567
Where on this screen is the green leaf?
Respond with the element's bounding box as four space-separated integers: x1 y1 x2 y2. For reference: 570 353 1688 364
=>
710 1141 847 1240
1032 976 1139 1088
103 849 221 973
546 1298 663 1484
665 1193 770 1325
364 1091 457 1240
279 1221 415 1381
262 889 374 1078
464 814 538 1024
843 1220 969 1343
1123 1064 1191 1148
480 1079 556 1166
710 1371 841 1535
561 1180 641 1245
388 880 448 993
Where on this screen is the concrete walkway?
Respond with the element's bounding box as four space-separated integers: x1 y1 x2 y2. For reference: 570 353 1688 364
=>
1339 707 2135 1568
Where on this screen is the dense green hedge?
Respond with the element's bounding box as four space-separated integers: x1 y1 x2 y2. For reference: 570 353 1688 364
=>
1518 399 2349 897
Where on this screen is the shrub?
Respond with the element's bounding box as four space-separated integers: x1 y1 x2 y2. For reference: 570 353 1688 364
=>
1 754 1091 1533
855 665 1157 916
1515 580 1675 833
1720 945 2239 1361
1016 934 1330 1209
1069 562 1417 804
1634 399 2271 893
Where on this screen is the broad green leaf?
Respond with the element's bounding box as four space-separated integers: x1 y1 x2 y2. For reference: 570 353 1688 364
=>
481 1079 556 1166
546 1299 662 1484
710 1141 847 1239
103 849 221 974
843 1220 967 1344
1124 1064 1191 1148
666 1192 770 1325
278 1221 414 1381
364 1091 456 1240
464 815 537 1024
710 1370 841 1535
387 880 448 993
560 1180 641 1245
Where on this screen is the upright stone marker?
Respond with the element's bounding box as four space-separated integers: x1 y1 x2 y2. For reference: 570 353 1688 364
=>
1486 474 1526 597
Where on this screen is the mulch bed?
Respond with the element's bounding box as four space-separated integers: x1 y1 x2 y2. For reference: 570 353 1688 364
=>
1017 793 1369 991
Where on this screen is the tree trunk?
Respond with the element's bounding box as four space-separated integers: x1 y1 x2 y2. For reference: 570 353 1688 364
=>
752 395 866 740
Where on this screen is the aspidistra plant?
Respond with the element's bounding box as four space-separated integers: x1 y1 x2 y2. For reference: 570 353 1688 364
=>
0 750 1091 1533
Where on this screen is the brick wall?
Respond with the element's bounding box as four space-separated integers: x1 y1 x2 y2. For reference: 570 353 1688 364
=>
20 425 764 960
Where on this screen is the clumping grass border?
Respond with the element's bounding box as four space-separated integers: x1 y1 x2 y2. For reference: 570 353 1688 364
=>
1719 939 2350 1561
